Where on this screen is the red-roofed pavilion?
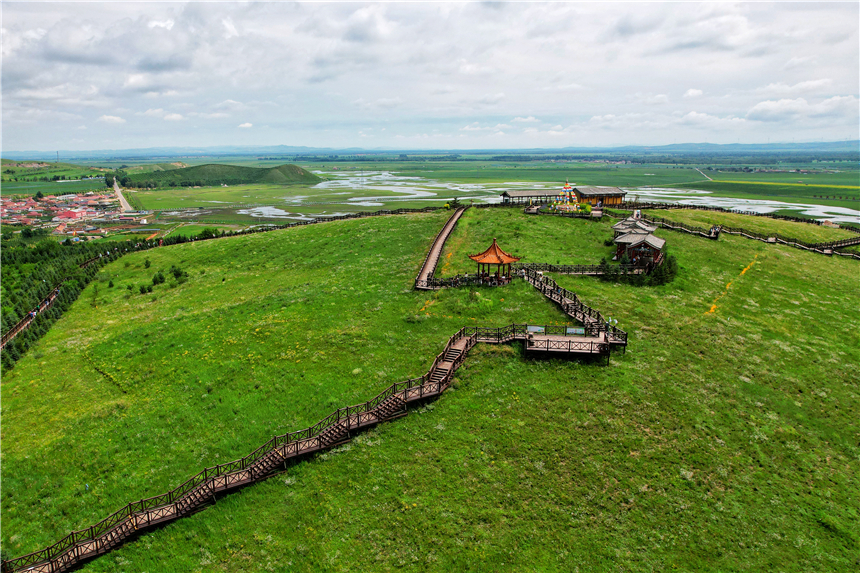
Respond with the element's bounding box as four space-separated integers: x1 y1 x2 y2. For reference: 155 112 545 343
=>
469 238 520 284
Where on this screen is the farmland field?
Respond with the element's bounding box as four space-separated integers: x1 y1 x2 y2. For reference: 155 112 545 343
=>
0 179 107 197
118 160 860 229
2 208 858 572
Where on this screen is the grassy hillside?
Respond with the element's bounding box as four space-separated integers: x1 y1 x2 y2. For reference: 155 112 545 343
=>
640 209 858 244
123 163 321 188
2 209 858 571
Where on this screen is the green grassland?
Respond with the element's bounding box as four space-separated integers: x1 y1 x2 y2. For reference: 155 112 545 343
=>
130 182 414 211
675 181 859 210
439 209 618 275
2 208 858 571
124 161 860 219
124 163 321 189
706 169 859 186
164 224 243 238
1 160 106 196
319 162 709 188
1 179 107 197
640 209 857 244
125 162 188 174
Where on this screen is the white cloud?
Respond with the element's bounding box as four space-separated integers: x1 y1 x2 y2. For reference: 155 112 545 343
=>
148 19 174 31
755 79 834 97
645 94 669 105
679 111 746 128
353 97 403 110
222 19 239 39
460 122 485 131
477 92 505 105
541 83 584 93
238 122 253 128
97 115 125 124
747 96 857 122
2 2 857 149
164 113 184 121
683 89 703 98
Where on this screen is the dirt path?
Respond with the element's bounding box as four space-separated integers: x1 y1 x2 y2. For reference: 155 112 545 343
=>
695 168 713 181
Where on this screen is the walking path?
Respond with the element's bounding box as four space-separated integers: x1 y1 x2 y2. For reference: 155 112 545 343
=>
696 168 713 181
3 206 628 573
415 207 466 289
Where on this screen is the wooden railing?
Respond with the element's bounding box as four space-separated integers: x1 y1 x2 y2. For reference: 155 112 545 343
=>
520 267 628 346
414 207 468 289
1 253 122 349
3 208 455 357
4 206 635 572
513 262 647 275
611 203 860 260
2 326 479 573
1 319 605 573
619 201 859 230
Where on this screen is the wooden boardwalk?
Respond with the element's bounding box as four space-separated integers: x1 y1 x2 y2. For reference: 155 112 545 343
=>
3 206 626 573
2 320 608 573
415 207 467 289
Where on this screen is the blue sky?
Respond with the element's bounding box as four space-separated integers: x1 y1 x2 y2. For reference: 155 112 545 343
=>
2 1 858 151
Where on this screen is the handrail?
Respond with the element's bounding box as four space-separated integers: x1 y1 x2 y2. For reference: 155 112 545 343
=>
2 325 473 572
414 206 468 288
1 317 613 572
3 207 454 357
4 205 632 572
609 203 860 260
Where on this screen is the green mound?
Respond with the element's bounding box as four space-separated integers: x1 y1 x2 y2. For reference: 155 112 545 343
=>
2 210 858 571
124 163 320 188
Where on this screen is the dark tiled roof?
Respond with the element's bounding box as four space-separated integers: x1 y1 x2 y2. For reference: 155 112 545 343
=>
573 186 627 197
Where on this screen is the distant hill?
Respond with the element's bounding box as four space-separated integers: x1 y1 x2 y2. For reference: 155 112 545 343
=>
4 140 858 161
122 163 321 188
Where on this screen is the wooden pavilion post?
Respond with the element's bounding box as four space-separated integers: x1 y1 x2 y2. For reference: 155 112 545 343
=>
468 238 520 287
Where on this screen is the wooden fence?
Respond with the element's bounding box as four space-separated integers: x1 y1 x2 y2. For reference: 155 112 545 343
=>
2 207 455 353
607 207 860 260
1 318 614 573
1 253 121 350
520 267 628 347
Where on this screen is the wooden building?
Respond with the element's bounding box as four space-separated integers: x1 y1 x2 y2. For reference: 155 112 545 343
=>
500 190 559 205
501 185 627 207
469 239 520 285
611 218 657 237
613 232 665 264
572 186 627 206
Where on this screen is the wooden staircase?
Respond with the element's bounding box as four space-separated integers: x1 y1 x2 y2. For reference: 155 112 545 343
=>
373 395 407 420
317 421 350 448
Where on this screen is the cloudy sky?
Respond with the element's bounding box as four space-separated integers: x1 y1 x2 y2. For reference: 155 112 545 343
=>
2 1 858 151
